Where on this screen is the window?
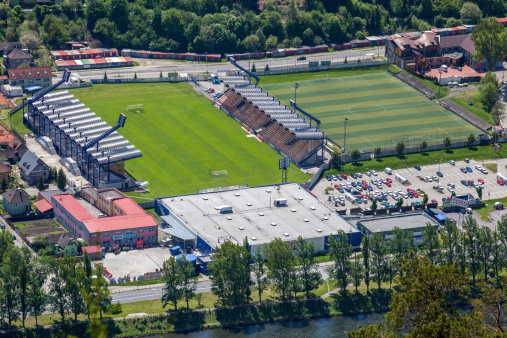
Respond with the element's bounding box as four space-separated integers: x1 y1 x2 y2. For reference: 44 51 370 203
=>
19 80 24 84
138 229 144 233
44 78 49 82
29 79 34 83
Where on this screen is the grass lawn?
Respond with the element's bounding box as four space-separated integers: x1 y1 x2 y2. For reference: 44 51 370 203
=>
262 71 479 152
259 65 388 85
417 76 449 99
8 106 32 136
323 144 507 178
69 83 309 200
475 197 507 221
451 92 494 125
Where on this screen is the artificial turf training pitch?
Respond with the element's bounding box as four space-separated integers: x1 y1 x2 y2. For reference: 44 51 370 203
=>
262 72 481 151
69 83 309 199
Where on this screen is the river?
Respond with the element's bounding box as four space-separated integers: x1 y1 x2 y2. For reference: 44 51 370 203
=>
160 312 385 337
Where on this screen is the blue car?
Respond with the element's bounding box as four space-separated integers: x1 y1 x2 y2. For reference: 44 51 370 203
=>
326 175 331 181
345 187 351 192
368 185 373 191
466 166 472 172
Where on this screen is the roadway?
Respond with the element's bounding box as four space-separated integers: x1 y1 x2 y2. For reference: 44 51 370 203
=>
110 263 331 304
52 46 385 82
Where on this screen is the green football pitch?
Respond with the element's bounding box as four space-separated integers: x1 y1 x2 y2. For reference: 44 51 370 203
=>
69 83 309 200
262 72 481 151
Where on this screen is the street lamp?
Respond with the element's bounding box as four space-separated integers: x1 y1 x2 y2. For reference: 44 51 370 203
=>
438 69 443 102
341 118 348 172
294 83 299 106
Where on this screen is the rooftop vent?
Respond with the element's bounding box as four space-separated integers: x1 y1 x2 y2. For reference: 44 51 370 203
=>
219 205 232 214
214 206 219 210
251 236 257 241
310 206 316 210
259 212 264 216
266 189 271 193
274 198 287 207
234 193 240 197
298 197 303 200
303 219 309 222
323 216 329 220
239 226 244 230
283 233 289 237
203 197 208 200
291 209 296 212
226 216 232 220
316 229 322 233
271 222 276 226
246 202 252 206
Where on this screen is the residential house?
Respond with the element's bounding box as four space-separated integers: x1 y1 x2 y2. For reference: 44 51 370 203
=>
0 162 12 183
2 188 31 215
0 123 28 162
18 150 49 185
4 48 33 69
7 66 52 89
0 42 27 56
46 233 79 257
82 245 102 260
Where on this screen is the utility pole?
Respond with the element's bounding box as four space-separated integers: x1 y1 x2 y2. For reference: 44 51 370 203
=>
341 118 348 172
294 83 299 106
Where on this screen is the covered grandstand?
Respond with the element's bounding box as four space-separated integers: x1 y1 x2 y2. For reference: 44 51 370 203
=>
216 75 325 166
24 71 141 189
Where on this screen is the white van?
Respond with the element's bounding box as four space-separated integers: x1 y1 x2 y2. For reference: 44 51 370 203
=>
384 167 392 174
441 65 448 72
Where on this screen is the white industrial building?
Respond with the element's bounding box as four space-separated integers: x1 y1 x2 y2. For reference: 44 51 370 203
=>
155 183 362 254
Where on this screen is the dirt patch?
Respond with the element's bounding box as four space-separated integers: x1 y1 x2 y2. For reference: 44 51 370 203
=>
19 225 64 236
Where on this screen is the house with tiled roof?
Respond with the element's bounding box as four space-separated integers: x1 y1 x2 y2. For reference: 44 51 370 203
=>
6 66 52 88
4 48 33 69
2 188 31 215
0 123 28 161
46 233 78 257
0 42 27 56
51 188 158 249
18 150 49 185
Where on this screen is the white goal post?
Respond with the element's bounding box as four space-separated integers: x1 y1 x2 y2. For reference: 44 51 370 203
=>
210 170 228 179
127 104 144 111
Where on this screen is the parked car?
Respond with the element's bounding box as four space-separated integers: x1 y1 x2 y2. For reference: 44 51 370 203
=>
356 173 362 178
478 178 484 184
326 175 331 181
426 176 433 182
341 174 347 179
436 171 443 177
466 166 473 172
431 199 438 204
297 56 306 61
331 175 337 181
498 179 505 186
414 165 421 170
351 173 357 179
460 167 467 173
364 171 371 177
461 180 469 186
371 170 378 176
449 160 455 165
464 158 470 163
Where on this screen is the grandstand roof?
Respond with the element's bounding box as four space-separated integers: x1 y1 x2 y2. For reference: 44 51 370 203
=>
158 183 358 247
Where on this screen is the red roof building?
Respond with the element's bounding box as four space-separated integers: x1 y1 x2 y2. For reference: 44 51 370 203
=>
51 188 158 249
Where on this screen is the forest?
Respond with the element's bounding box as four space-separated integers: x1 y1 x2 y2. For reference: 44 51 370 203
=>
0 0 503 56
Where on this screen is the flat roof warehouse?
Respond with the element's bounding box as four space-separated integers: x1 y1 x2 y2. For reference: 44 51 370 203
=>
155 183 361 253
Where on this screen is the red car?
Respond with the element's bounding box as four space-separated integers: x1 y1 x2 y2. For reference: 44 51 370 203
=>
334 184 340 189
407 188 412 192
362 180 367 185
498 179 505 186
431 199 438 204
386 178 392 183
478 178 484 184
207 88 215 93
412 191 419 197
341 174 347 179
386 183 392 187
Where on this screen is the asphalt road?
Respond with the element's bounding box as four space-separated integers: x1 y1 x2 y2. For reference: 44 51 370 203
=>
53 46 385 82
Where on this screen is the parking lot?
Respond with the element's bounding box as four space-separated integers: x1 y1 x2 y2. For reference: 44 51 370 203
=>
314 158 507 213
97 246 171 281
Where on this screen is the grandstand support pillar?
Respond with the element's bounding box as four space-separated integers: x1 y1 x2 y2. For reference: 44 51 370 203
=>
107 156 110 182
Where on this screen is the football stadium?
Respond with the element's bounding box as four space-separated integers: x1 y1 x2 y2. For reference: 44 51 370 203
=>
262 72 482 151
66 82 309 199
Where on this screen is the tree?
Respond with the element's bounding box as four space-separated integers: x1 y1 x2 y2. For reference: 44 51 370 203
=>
350 254 363 293
327 231 353 292
396 197 403 208
160 71 163 78
419 140 427 151
251 63 256 72
134 73 137 79
349 254 487 337
265 238 297 300
28 274 46 326
20 33 42 53
103 71 107 80
477 226 495 281
61 257 85 322
370 233 387 290
370 198 377 211
208 241 251 306
48 258 67 322
57 168 67 190
460 2 482 24
390 227 416 278
37 174 45 191
0 252 20 328
471 280 507 332
295 236 321 298
350 148 361 162
1 178 7 192
479 82 498 113
264 64 270 72
443 136 452 149
265 35 278 49
48 167 57 182
374 146 381 157
162 256 182 311
472 17 507 71
422 194 429 205
463 216 480 285
252 247 267 303
362 234 371 293
330 150 341 169
92 264 112 319
395 141 405 156
476 186 483 200
177 256 197 309
19 259 29 327
467 132 477 147
422 224 440 265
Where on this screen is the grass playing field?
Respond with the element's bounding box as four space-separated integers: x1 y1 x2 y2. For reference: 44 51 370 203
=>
262 71 481 152
69 83 309 200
